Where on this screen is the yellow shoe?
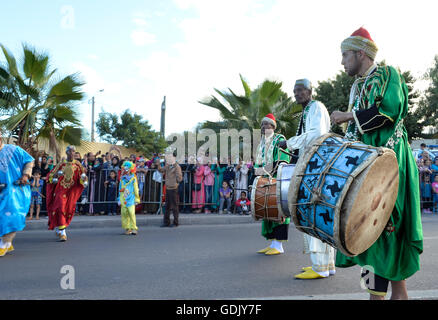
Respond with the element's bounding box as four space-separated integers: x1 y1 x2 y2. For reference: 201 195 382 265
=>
257 246 272 254
7 245 14 253
59 235 67 242
0 247 7 257
265 248 282 255
302 266 312 271
125 230 132 235
295 269 328 279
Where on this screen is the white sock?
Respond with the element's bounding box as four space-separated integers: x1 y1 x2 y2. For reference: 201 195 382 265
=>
60 229 66 236
271 240 284 252
312 269 329 277
0 240 11 249
269 240 274 248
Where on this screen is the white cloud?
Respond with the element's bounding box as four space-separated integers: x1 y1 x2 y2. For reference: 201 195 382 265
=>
132 17 148 27
131 29 156 46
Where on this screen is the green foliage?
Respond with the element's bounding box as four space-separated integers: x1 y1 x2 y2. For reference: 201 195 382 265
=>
96 109 167 157
0 43 85 156
314 70 355 134
415 55 438 136
199 74 301 138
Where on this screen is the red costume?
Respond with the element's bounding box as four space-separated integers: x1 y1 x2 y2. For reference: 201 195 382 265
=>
46 160 86 230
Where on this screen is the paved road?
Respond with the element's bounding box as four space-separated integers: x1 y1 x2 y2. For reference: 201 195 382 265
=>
1 215 437 300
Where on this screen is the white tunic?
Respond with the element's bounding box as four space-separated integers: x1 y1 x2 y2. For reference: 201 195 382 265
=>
287 100 334 268
286 100 330 156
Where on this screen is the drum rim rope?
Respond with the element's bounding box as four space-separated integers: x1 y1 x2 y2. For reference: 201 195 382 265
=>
251 175 284 222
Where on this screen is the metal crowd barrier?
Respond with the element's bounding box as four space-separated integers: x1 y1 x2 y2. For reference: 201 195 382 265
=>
38 167 252 215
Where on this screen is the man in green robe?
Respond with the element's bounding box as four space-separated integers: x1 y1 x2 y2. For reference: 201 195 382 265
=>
330 27 423 300
254 113 291 255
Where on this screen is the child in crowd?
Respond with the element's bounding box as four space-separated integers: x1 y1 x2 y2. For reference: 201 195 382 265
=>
28 169 44 220
432 175 438 214
235 191 251 215
421 174 433 213
105 170 118 216
219 181 232 214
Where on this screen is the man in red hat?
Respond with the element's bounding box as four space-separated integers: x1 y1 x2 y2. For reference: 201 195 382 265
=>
254 113 291 255
330 27 423 300
278 79 335 280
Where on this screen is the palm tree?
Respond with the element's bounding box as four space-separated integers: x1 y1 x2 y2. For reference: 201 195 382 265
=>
0 43 85 160
199 74 301 138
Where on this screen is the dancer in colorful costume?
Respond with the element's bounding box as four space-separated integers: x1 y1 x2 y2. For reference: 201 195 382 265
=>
46 145 87 241
0 134 34 257
118 161 140 235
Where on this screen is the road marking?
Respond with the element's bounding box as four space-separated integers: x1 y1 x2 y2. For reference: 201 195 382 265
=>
237 289 438 300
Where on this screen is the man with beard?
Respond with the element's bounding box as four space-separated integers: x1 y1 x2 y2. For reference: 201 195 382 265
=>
330 27 422 300
278 79 335 279
46 146 88 241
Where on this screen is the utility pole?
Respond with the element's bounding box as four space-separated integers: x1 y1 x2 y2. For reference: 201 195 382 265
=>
160 96 166 138
91 96 95 142
90 89 104 142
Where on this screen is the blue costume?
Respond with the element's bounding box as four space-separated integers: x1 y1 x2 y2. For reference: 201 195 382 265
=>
0 144 34 237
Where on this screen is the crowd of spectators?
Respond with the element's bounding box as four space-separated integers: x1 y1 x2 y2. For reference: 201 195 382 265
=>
27 141 438 219
27 150 256 218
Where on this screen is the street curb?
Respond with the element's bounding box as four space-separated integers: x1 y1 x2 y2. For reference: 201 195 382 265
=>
23 213 258 231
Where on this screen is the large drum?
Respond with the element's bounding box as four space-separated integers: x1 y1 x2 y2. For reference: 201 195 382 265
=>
250 163 295 221
288 133 399 257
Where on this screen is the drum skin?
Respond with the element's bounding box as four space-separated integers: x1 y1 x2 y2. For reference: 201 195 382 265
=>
287 133 399 257
276 164 295 218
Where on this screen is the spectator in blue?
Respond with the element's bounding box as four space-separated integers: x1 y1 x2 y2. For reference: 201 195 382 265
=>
421 174 433 214
105 170 118 216
102 152 112 180
418 143 427 160
219 181 232 214
136 158 148 200
28 169 44 220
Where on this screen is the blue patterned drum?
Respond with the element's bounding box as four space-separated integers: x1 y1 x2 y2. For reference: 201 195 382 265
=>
287 133 399 257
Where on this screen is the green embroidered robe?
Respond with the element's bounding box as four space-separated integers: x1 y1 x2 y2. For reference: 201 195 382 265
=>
336 65 423 281
254 133 291 239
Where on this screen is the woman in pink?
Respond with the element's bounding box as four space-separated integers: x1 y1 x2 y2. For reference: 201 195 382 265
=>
203 161 215 213
192 159 205 213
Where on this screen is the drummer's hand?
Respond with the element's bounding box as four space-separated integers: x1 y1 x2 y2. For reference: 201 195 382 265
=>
330 111 354 125
16 174 30 185
278 140 288 149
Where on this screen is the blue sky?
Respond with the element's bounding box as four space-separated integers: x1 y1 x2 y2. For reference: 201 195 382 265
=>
2 0 438 140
